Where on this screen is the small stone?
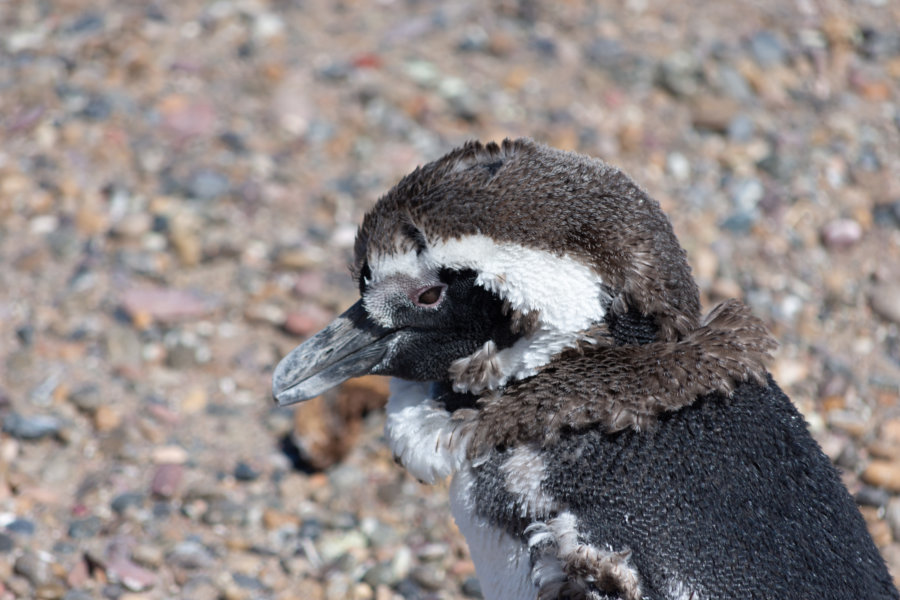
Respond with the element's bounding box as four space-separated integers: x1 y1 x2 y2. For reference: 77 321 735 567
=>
167 541 215 570
727 114 756 142
363 563 396 588
68 516 102 539
821 219 862 249
111 214 152 239
748 31 786 68
666 152 691 182
870 283 900 324
152 445 189 464
106 550 157 591
180 387 207 415
121 287 218 325
201 499 244 526
262 508 299 530
856 486 890 508
657 51 700 98
94 405 122 433
882 418 900 445
169 225 202 266
6 518 36 536
244 303 286 327
185 169 230 200
691 95 740 133
410 565 445 591
317 530 367 563
130 544 164 568
68 384 102 414
232 573 264 590
461 577 483 598
150 464 183 498
828 411 869 438
886 498 900 541
862 460 900 492
0 532 14 552
283 305 332 337
14 551 55 587
275 248 317 270
159 94 217 140
3 413 64 440
233 461 260 482
111 492 145 515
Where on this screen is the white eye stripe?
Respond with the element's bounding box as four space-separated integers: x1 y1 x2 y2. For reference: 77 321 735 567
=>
370 234 607 334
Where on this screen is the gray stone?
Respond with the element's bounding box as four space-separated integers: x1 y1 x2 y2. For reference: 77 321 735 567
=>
3 413 64 440
68 516 103 539
749 30 786 67
111 492 145 515
870 283 900 324
462 576 483 598
14 550 54 587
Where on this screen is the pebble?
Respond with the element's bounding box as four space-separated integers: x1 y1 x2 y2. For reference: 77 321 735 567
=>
152 445 189 464
233 461 260 482
6 518 37 536
690 95 740 133
14 551 55 588
94 405 123 432
748 31 787 68
317 530 368 563
870 283 900 324
887 498 900 541
0 532 14 552
862 460 900 492
856 486 891 508
167 541 215 570
461 577 483 598
111 493 145 516
2 413 64 440
821 219 863 249
68 516 102 539
410 565 445 591
68 384 102 414
121 287 218 324
150 464 183 498
283 305 333 337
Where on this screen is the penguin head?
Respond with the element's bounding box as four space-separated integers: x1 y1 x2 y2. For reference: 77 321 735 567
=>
273 139 700 406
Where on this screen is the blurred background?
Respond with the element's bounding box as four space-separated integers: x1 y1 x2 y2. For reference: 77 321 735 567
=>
1 0 899 598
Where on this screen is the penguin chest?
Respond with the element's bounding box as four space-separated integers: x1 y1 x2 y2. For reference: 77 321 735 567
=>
449 466 536 600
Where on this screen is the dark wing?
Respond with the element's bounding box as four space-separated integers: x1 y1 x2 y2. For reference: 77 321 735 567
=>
539 377 898 599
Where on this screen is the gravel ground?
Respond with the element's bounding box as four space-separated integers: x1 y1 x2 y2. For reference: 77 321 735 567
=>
2 1 900 599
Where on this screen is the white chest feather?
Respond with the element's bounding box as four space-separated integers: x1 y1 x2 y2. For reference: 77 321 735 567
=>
384 379 471 484
450 466 537 600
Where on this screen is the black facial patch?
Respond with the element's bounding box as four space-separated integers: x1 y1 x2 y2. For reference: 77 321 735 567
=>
372 269 521 382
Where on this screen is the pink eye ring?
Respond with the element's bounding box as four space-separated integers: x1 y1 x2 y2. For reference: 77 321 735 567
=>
413 284 446 307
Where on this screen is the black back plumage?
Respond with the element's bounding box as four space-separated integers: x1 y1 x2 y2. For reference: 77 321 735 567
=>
470 375 898 599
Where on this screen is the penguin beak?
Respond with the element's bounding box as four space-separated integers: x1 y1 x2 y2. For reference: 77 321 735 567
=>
272 300 397 406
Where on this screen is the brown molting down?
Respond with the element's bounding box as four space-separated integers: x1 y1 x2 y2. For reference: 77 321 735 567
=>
447 340 505 394
457 299 776 458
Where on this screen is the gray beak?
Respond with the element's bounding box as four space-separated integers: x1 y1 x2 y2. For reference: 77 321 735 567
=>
272 300 396 406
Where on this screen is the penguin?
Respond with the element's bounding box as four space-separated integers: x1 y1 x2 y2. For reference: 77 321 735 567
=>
272 139 899 599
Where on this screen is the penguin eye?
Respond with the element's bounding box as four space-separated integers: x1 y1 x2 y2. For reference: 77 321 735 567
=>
415 285 445 307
